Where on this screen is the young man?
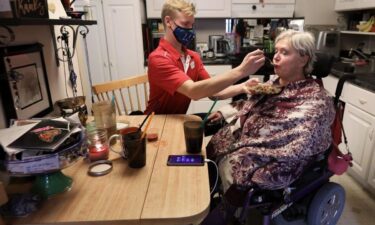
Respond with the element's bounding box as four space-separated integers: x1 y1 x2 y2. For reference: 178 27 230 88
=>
145 0 265 114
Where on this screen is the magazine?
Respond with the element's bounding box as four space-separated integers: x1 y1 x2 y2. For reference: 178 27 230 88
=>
7 119 78 151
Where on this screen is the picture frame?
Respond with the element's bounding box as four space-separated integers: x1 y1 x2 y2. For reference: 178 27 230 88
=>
0 43 52 126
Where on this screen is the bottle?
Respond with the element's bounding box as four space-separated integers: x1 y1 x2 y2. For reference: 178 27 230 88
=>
83 4 93 20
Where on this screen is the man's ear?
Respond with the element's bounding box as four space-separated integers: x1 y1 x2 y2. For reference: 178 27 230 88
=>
164 16 172 28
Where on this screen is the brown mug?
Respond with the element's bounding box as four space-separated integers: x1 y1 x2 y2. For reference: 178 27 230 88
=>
109 127 146 168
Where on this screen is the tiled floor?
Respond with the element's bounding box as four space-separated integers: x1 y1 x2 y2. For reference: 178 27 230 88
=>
241 174 375 225
331 174 375 225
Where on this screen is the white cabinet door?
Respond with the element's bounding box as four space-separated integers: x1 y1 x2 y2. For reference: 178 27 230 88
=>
146 0 231 18
194 0 231 18
231 0 295 18
103 0 144 80
145 0 164 18
335 0 358 11
76 0 112 85
343 103 375 185
334 0 374 11
362 0 375 9
367 146 375 191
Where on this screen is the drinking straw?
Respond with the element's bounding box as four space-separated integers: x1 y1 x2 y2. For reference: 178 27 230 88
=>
201 99 218 128
138 110 152 131
141 112 155 139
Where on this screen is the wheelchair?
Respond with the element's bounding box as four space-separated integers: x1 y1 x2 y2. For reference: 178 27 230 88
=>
205 53 352 225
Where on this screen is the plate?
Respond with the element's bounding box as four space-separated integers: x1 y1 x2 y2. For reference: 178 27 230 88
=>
247 83 282 95
117 122 129 130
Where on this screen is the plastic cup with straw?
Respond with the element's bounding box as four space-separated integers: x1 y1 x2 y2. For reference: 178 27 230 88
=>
200 99 218 128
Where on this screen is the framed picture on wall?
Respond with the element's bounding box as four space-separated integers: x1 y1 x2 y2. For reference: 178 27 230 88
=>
0 43 52 126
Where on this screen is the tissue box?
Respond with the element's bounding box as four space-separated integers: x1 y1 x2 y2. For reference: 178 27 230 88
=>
11 0 49 18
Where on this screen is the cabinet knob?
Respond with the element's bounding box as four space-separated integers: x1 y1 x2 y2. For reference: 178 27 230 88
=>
358 99 367 105
252 5 257 10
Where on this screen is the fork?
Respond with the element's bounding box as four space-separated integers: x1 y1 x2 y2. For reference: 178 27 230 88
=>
265 56 274 66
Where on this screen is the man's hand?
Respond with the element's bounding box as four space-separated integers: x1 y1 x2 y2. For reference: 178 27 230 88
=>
207 111 223 123
237 49 265 78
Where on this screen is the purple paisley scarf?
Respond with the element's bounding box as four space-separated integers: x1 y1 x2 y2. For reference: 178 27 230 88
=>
207 78 335 190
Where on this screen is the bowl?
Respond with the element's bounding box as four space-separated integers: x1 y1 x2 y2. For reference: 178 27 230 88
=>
66 11 86 19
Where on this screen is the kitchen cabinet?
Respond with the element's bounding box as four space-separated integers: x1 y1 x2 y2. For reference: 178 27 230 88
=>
187 65 232 114
367 147 375 190
75 0 144 85
146 0 231 18
323 75 375 195
231 0 295 18
335 0 375 11
342 103 375 187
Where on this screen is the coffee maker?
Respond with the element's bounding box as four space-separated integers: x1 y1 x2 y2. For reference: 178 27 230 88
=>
208 35 226 58
215 39 230 58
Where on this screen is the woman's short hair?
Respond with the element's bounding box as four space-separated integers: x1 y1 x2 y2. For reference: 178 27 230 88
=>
275 30 316 75
161 0 196 25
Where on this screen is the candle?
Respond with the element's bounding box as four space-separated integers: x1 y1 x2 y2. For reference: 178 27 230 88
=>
89 144 109 161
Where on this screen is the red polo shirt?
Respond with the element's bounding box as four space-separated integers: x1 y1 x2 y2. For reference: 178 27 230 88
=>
145 38 210 114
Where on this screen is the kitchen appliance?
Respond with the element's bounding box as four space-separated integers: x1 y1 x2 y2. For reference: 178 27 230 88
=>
215 39 230 58
316 30 340 59
208 35 225 57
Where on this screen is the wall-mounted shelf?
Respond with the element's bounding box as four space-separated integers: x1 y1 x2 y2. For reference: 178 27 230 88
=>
0 18 97 66
0 18 97 26
340 31 375 36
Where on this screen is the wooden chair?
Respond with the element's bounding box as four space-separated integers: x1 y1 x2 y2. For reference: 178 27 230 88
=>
92 74 149 115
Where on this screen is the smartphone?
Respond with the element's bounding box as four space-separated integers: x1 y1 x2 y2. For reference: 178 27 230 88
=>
167 155 205 166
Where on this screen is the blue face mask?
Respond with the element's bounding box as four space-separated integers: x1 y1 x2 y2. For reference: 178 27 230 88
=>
172 23 195 46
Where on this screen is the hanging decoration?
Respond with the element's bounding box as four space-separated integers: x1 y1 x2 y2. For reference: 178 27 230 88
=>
57 25 89 97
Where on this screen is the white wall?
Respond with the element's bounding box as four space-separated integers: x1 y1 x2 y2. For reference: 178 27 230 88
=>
295 0 339 25
195 19 227 43
0 0 87 128
0 26 85 128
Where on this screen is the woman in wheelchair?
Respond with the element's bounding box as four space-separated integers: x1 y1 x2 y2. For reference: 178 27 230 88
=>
201 30 336 225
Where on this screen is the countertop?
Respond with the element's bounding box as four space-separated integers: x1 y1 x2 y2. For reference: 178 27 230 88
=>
201 57 232 65
329 69 375 93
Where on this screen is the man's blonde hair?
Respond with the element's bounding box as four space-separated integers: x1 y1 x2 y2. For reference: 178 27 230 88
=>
161 0 196 25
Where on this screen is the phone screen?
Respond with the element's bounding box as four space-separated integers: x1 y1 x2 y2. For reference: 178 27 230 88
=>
167 155 205 166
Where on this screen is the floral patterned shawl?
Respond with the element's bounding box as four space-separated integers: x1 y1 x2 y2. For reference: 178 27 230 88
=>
207 77 335 190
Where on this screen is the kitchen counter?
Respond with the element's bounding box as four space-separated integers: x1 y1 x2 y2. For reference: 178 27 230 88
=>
201 57 232 65
329 69 375 93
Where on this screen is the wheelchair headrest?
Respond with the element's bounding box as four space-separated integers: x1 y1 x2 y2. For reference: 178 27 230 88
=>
311 53 336 78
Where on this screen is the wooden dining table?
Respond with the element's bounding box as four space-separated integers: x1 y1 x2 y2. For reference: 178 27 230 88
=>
10 115 210 225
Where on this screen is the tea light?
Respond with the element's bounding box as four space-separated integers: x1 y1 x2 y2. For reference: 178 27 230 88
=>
89 144 109 161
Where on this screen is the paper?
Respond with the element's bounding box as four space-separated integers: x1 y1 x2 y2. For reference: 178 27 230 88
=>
7 154 60 174
253 25 264 39
0 123 38 155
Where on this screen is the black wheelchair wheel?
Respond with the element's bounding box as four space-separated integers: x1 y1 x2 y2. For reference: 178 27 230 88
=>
307 182 345 225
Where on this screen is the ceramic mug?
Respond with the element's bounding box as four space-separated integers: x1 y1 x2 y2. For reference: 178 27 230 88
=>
109 127 146 168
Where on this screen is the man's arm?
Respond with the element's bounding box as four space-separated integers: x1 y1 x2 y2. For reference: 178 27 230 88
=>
210 77 260 100
177 50 265 100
